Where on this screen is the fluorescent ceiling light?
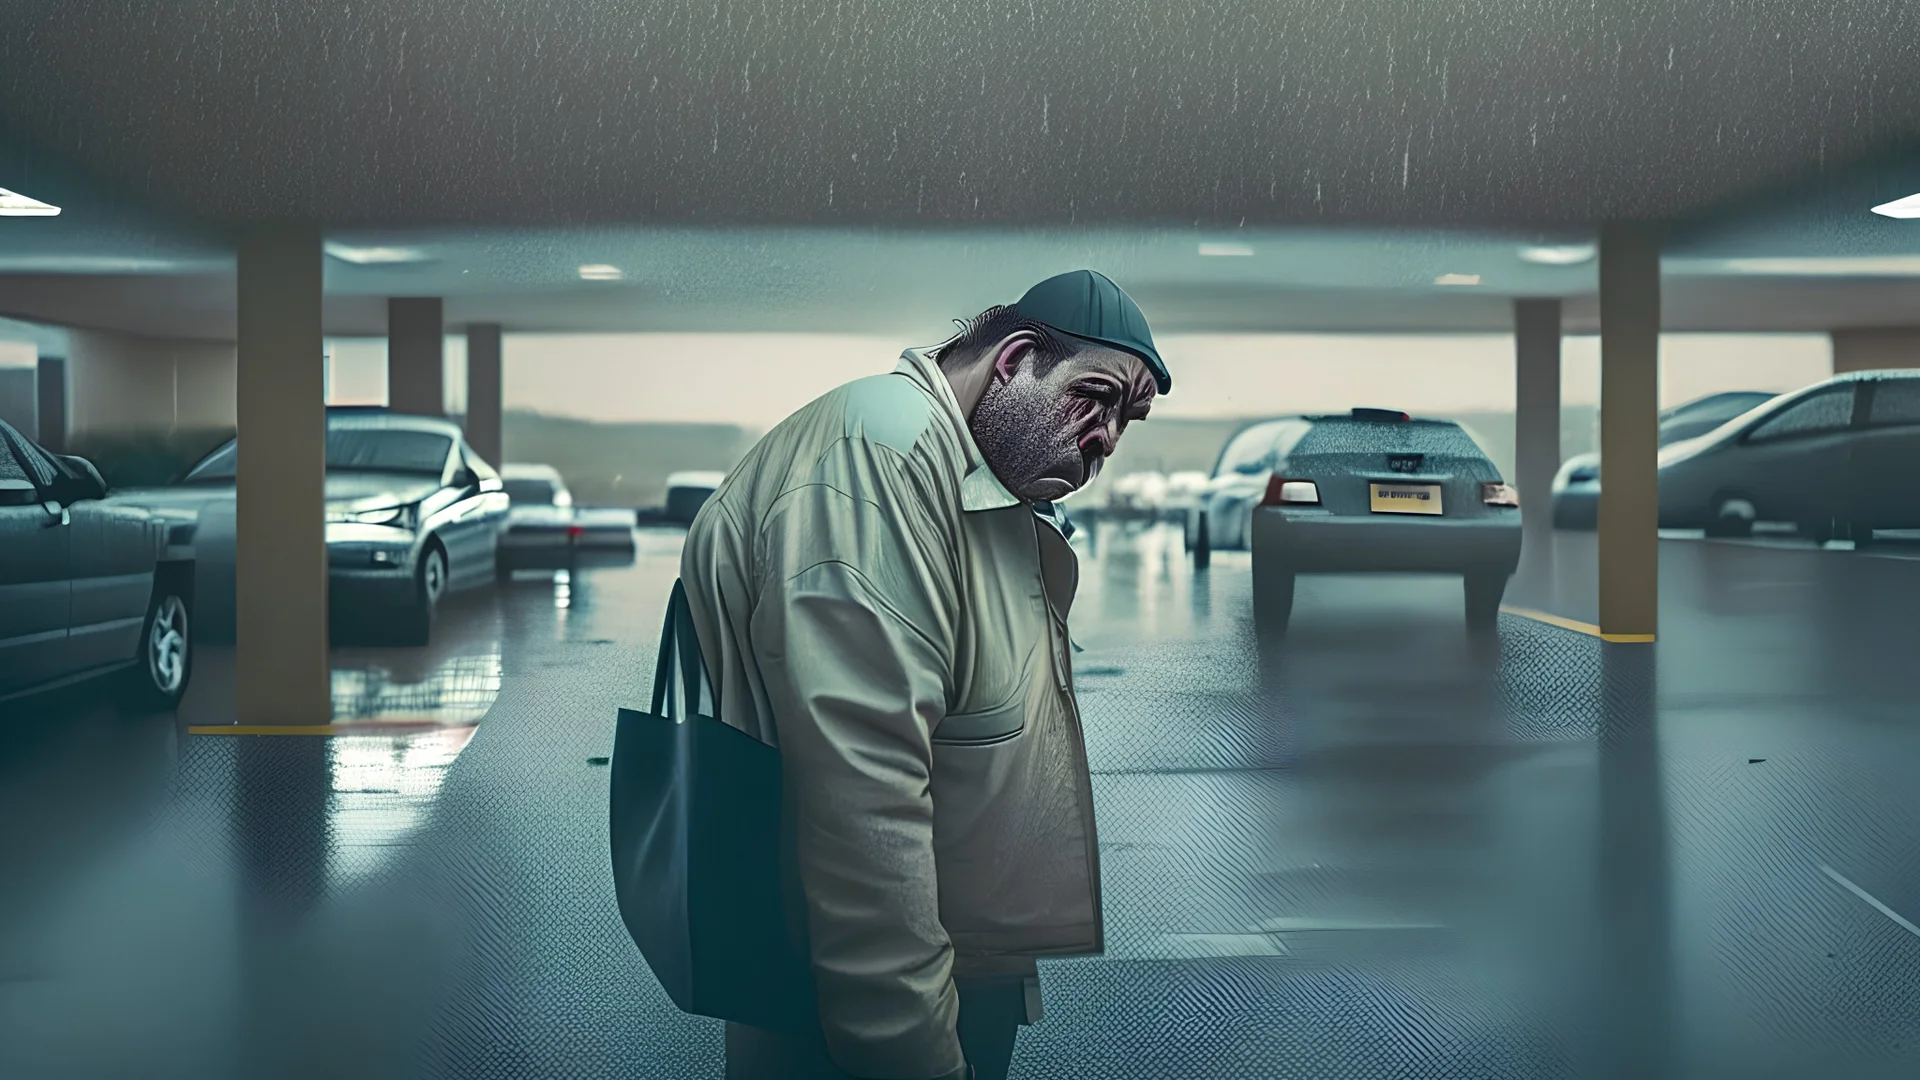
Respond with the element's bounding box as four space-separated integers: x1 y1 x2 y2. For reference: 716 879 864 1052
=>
1198 243 1254 257
1719 256 1920 276
1518 243 1596 265
0 187 61 216
578 264 624 280
1434 273 1481 286
325 242 432 265
1869 193 1920 219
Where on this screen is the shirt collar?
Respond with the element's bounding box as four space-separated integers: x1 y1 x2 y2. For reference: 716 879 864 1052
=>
895 348 1023 513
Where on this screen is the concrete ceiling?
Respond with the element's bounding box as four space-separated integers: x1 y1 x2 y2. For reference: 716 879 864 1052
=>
2 1 1919 229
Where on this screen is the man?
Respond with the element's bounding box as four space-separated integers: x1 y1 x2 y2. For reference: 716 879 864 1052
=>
681 270 1169 1080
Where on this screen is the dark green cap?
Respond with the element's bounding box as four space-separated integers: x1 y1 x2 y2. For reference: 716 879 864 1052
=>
1014 269 1171 394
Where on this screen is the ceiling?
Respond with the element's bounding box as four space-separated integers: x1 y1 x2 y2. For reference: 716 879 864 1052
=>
1 4 1918 343
3 1 1920 229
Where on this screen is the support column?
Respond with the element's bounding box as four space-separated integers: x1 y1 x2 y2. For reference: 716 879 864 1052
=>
1597 223 1662 643
1513 298 1562 599
465 323 503 467
236 224 329 724
1830 328 1920 374
34 356 66 452
387 297 444 417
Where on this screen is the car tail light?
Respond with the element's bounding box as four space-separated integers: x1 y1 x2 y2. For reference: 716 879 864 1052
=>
1262 476 1321 506
567 525 586 540
1481 482 1520 507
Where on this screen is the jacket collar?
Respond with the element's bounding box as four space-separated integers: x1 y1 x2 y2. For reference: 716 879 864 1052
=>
896 348 1022 513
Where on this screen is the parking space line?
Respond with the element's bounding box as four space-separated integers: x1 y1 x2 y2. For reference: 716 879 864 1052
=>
1499 605 1655 643
1819 864 1920 938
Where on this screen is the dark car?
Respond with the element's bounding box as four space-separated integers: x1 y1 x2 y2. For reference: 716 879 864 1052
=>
1552 390 1780 529
0 421 195 709
113 408 510 645
1657 371 1920 542
1240 408 1522 634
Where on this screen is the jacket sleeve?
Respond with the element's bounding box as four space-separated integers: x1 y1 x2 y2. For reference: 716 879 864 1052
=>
750 437 966 1080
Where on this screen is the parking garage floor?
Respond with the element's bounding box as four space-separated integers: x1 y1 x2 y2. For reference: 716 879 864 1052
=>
4 526 1919 1080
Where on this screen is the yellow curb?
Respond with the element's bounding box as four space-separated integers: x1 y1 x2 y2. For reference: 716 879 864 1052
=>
1500 606 1655 644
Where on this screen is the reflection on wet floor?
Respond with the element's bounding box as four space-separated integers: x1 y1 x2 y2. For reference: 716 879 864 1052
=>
6 527 1920 1079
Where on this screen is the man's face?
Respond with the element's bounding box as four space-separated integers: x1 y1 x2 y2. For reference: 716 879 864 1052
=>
968 336 1158 503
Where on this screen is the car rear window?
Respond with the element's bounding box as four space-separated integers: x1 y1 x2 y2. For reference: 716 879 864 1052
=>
504 478 556 505
1293 417 1489 459
326 430 453 474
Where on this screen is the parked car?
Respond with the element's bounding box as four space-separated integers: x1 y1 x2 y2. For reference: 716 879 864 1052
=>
1184 416 1312 563
112 408 510 645
0 421 195 708
1236 408 1522 633
1657 371 1920 542
1552 390 1781 529
499 462 636 571
661 470 726 525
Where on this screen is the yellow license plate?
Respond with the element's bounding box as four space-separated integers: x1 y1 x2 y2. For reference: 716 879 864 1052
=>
1369 482 1444 515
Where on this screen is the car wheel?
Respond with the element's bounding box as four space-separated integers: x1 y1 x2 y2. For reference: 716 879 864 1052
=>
1192 514 1211 569
1251 558 1294 635
395 545 447 646
1704 497 1756 538
122 587 192 711
1464 573 1507 634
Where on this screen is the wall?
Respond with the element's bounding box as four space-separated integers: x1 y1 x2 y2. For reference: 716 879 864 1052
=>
66 328 236 436
1831 328 1920 374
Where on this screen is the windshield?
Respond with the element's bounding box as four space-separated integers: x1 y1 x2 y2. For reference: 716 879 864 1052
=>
325 430 453 475
182 440 238 483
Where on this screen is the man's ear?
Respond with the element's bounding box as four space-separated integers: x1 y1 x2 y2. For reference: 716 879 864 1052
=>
990 332 1041 384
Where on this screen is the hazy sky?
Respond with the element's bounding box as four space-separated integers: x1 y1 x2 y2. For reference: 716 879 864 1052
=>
324 332 1834 428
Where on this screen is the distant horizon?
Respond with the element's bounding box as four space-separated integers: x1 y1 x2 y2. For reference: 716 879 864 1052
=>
323 331 1833 428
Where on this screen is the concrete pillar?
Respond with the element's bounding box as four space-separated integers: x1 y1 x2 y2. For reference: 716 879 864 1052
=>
465 323 503 467
236 224 330 725
1513 298 1562 596
1597 223 1662 642
387 297 444 417
35 356 66 452
1831 328 1920 374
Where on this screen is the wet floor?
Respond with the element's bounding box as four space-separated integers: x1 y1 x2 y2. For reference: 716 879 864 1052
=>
2 525 1918 1079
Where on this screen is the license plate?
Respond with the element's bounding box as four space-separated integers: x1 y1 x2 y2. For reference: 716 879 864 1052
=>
1369 482 1444 515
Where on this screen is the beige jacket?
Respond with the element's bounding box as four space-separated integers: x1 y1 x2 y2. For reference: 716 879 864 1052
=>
679 348 1102 1079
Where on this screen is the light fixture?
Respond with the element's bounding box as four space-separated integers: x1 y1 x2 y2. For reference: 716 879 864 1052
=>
324 242 432 265
1434 273 1481 286
0 187 60 216
1719 256 1920 276
1869 193 1920 219
1518 243 1597 265
1198 243 1254 257
578 264 624 280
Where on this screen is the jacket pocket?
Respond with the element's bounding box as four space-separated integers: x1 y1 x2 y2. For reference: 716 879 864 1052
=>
932 695 1025 746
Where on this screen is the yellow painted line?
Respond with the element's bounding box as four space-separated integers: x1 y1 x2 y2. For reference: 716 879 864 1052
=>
1500 606 1655 644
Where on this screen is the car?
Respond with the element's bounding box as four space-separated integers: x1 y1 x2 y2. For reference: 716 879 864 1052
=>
499 462 636 572
0 420 196 709
1183 416 1311 565
112 408 510 645
1552 390 1780 529
1657 371 1920 543
1237 408 1522 634
661 470 726 525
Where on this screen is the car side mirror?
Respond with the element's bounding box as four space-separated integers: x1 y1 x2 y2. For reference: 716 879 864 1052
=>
56 455 108 502
453 467 478 490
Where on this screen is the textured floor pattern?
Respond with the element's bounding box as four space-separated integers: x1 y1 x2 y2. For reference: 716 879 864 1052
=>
4 525 1920 1079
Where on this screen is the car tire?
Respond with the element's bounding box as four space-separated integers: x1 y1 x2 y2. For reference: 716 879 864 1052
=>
1464 573 1507 635
121 585 192 712
395 544 447 647
1251 558 1294 635
1705 497 1756 539
1192 514 1211 569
